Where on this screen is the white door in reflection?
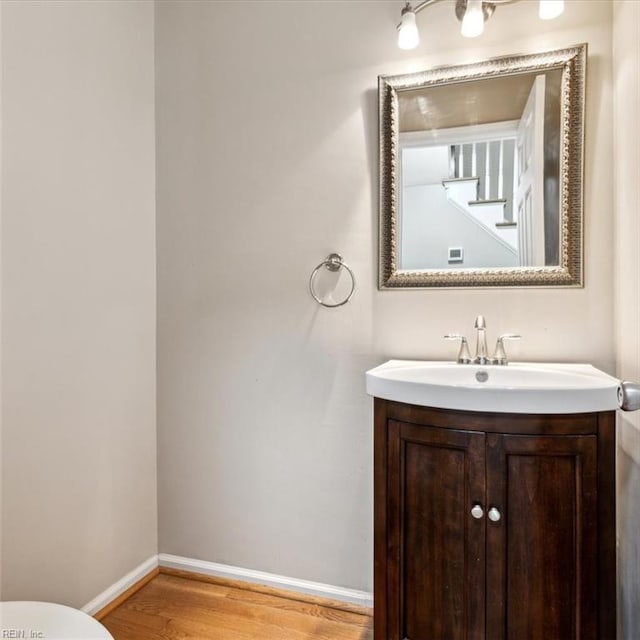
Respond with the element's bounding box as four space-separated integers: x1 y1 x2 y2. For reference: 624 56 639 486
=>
516 74 546 267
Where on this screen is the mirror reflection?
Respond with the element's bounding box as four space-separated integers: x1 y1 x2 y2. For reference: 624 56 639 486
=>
399 69 562 270
379 45 586 288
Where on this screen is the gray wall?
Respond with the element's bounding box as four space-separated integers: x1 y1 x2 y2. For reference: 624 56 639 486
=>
613 2 640 637
1 1 157 607
156 0 614 593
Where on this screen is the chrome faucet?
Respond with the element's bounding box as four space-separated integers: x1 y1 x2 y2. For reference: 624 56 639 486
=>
474 315 488 364
445 316 521 365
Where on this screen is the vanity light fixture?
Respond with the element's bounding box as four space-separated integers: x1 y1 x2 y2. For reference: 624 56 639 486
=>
538 0 565 20
397 0 565 49
460 0 485 38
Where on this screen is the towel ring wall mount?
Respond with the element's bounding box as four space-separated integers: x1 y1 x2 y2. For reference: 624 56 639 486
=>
309 253 356 308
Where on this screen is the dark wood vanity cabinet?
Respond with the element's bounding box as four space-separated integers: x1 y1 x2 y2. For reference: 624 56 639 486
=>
374 399 616 640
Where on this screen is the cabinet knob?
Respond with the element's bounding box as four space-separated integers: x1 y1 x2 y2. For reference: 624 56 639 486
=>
488 507 501 522
471 504 484 519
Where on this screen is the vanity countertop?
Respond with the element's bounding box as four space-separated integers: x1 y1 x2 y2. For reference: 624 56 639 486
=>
366 360 621 414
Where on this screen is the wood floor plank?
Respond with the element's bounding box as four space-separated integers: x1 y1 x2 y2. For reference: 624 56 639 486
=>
101 574 373 640
159 568 372 617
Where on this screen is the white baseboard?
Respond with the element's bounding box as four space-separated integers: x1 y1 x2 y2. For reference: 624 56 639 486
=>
158 553 374 609
82 555 159 616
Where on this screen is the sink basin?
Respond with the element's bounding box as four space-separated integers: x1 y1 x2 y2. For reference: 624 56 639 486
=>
366 360 622 414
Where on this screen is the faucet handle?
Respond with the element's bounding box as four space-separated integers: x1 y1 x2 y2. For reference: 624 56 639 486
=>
492 334 521 365
444 334 472 364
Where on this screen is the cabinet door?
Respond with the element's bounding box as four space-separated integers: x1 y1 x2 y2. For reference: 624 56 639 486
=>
485 434 598 640
387 421 486 640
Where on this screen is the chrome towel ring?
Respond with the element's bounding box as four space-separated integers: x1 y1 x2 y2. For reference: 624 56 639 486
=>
309 253 356 308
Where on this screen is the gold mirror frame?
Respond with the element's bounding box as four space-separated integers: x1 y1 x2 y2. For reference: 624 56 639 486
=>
378 44 586 289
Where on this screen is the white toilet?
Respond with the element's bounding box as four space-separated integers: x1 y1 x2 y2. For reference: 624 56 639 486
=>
0 601 113 640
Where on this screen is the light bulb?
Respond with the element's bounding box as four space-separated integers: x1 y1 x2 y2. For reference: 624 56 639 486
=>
398 9 419 50
539 0 564 20
461 0 485 38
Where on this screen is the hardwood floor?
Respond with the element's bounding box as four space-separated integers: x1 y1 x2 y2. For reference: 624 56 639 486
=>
101 573 373 640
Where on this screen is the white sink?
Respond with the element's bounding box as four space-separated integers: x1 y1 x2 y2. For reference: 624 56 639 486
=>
366 360 622 414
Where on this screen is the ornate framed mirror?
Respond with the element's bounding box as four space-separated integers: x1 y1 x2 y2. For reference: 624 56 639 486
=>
378 44 586 288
